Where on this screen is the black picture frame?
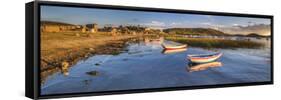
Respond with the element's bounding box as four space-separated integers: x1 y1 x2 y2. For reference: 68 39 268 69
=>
26 1 274 99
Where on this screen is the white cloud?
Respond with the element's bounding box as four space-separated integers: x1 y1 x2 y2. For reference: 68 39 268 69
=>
201 22 212 26
201 22 226 28
150 21 165 26
139 21 166 28
128 21 165 27
170 22 182 26
232 23 239 26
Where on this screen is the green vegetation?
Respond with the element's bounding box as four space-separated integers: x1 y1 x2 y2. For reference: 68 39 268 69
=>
86 70 99 76
111 51 121 55
165 36 264 49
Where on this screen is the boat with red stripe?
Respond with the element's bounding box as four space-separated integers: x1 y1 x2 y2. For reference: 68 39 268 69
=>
162 43 187 50
188 52 223 63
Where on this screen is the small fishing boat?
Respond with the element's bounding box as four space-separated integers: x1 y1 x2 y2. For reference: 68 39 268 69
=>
162 48 187 54
188 52 223 63
162 43 187 50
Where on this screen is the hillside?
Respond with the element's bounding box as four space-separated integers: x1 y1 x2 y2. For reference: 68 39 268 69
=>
163 28 229 36
246 33 267 37
41 21 75 26
232 33 270 37
219 24 270 36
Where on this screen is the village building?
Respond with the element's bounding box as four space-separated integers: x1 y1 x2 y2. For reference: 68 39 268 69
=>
41 21 99 33
81 25 87 33
111 28 118 36
41 24 82 33
41 25 61 32
86 23 98 33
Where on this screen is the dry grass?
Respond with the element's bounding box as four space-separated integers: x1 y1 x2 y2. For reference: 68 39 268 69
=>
41 32 136 62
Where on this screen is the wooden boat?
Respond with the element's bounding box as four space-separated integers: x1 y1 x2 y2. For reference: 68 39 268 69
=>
188 52 223 63
187 62 222 72
162 43 187 50
162 48 187 54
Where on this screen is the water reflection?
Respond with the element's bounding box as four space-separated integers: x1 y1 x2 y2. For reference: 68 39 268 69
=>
187 62 222 72
83 79 93 86
144 37 164 45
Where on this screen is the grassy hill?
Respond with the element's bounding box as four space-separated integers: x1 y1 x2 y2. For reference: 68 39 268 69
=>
163 28 229 36
246 33 269 37
232 33 270 38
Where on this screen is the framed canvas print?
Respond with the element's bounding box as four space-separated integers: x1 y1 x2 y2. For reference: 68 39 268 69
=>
25 1 273 99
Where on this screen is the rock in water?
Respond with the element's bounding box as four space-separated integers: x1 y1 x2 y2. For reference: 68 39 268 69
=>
61 61 70 76
95 63 100 66
63 72 69 76
61 61 69 71
89 48 94 51
86 70 99 76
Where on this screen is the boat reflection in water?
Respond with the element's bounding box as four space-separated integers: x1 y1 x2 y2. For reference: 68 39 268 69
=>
144 37 164 45
187 61 222 72
162 48 187 54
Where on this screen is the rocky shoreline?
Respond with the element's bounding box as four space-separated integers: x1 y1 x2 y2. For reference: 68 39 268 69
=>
40 35 138 84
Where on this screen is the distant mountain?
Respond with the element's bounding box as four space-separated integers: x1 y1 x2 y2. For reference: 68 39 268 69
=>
163 28 229 36
246 33 270 37
219 24 271 36
41 21 75 26
232 33 270 38
232 34 245 37
246 33 262 37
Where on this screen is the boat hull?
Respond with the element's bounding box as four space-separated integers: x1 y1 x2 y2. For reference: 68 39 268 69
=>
188 53 223 63
162 44 187 50
162 48 187 54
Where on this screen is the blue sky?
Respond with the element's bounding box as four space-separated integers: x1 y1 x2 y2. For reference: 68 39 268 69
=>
41 5 270 29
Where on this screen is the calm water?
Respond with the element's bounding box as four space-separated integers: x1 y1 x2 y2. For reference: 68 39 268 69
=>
41 37 271 95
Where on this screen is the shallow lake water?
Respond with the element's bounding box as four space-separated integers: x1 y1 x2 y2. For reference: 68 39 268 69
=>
41 38 271 95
